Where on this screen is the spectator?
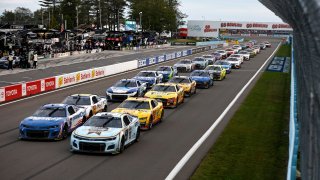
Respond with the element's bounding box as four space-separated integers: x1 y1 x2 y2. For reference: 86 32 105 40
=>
32 53 38 69
7 54 13 70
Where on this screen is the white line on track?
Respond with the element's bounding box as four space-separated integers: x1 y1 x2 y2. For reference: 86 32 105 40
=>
0 50 210 107
165 42 282 180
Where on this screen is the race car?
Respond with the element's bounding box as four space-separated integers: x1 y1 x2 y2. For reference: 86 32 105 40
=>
173 59 195 72
253 45 261 53
62 94 107 119
133 71 163 88
264 41 271 48
202 54 215 65
246 49 256 57
205 65 227 81
155 66 178 82
215 50 227 59
212 52 222 60
226 57 242 69
214 60 232 74
225 48 236 56
259 43 266 50
193 57 208 69
70 112 140 154
169 76 197 97
19 104 86 140
112 97 164 130
230 54 244 64
190 70 214 89
232 45 242 51
106 79 147 101
238 51 251 61
144 83 184 108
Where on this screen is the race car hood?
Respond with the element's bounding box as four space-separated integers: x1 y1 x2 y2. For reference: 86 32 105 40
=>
174 64 191 68
21 116 65 127
108 87 138 93
207 70 220 74
74 126 121 138
112 108 150 118
191 76 210 82
145 91 177 98
157 71 170 75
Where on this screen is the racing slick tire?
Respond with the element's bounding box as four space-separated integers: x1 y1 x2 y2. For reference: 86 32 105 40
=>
89 111 93 117
61 124 68 140
173 98 178 108
119 137 125 153
159 110 164 123
205 82 210 89
103 105 108 112
82 116 87 124
134 129 140 142
148 117 154 130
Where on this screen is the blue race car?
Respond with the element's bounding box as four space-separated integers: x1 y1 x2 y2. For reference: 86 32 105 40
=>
155 66 178 82
19 104 86 140
106 79 147 101
190 70 213 89
214 60 232 74
133 71 163 88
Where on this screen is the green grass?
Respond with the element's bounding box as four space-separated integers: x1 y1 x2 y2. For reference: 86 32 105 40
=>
191 72 290 180
275 44 291 57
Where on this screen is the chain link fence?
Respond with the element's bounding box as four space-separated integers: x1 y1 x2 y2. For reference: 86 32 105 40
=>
259 0 320 179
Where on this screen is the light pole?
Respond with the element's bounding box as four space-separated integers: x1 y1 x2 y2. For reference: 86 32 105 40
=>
98 0 102 29
139 12 142 31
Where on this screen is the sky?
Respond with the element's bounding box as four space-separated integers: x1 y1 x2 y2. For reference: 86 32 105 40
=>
0 0 283 23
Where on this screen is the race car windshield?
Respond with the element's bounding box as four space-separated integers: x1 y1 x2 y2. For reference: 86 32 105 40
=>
156 67 171 71
203 55 212 58
205 66 220 71
84 116 122 128
137 72 156 77
114 81 137 87
118 100 150 110
63 96 91 106
179 60 191 64
191 71 208 77
152 85 176 92
33 107 67 117
227 58 238 61
217 51 225 53
194 58 205 62
169 78 190 84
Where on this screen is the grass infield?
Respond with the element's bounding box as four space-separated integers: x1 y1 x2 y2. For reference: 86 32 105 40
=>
191 45 290 180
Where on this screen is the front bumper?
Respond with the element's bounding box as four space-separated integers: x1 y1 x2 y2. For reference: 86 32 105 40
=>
107 92 137 101
20 127 62 140
195 80 210 88
70 135 120 154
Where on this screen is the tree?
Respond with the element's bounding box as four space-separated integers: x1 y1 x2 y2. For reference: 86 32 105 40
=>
0 10 15 24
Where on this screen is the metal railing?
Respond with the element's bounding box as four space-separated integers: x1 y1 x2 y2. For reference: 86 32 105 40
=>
287 38 299 180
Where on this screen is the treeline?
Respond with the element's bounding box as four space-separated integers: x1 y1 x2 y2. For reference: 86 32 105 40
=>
0 0 186 33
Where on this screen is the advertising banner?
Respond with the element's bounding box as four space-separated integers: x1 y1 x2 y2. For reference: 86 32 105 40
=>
26 80 42 96
157 55 165 63
4 84 22 101
138 59 147 67
56 73 77 88
76 70 92 83
0 88 4 102
44 77 56 91
92 67 105 79
188 20 220 37
176 52 182 58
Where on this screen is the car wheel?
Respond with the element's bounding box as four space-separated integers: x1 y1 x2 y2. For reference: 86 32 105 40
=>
61 124 68 140
210 80 214 86
134 128 140 142
159 110 164 123
103 105 108 112
119 137 125 153
193 87 197 94
205 82 210 89
148 117 153 130
173 98 178 108
82 116 87 124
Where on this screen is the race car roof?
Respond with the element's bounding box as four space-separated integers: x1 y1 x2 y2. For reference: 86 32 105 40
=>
70 94 93 97
42 104 68 109
95 112 123 118
126 97 153 102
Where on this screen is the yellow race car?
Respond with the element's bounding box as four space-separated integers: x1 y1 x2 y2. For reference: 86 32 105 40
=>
144 83 184 108
205 65 227 81
112 97 164 130
168 76 197 97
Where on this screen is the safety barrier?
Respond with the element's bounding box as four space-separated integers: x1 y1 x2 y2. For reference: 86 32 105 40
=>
0 44 220 103
287 39 299 180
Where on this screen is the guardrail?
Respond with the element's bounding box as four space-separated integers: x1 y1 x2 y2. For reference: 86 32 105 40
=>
287 38 299 180
0 44 219 103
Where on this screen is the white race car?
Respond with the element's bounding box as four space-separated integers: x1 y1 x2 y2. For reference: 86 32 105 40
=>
226 57 242 69
62 94 108 119
238 51 251 61
173 59 195 72
70 112 140 154
229 54 244 64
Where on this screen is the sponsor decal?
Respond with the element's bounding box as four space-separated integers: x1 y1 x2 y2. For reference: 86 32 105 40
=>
221 22 243 28
272 24 291 29
87 127 106 135
149 57 156 65
176 52 182 58
189 25 202 32
246 23 268 29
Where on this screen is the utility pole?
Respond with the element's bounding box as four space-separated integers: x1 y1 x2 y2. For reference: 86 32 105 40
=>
99 0 102 29
117 9 120 31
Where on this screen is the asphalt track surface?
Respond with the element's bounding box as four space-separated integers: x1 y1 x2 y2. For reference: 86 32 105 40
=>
0 39 280 180
0 46 189 87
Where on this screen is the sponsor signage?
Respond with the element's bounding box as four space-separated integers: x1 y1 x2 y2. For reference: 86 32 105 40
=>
26 80 42 96
4 84 22 101
157 55 165 63
187 20 220 37
56 73 77 88
76 70 92 83
0 88 4 102
92 67 105 79
44 77 56 91
138 59 147 67
179 28 188 37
